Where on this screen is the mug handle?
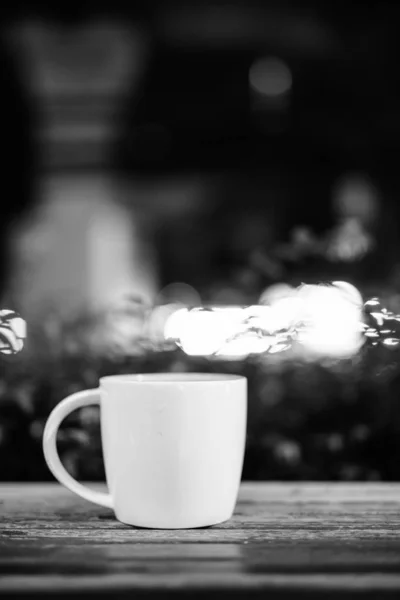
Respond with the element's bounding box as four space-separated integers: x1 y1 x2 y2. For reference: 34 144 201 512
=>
43 389 113 509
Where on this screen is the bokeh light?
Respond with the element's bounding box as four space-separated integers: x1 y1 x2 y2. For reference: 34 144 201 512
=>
155 282 202 308
249 57 292 98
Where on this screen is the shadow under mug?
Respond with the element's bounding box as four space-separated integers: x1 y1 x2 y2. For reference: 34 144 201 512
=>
43 373 247 529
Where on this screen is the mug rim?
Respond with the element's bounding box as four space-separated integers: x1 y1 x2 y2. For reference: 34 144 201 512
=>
100 373 246 385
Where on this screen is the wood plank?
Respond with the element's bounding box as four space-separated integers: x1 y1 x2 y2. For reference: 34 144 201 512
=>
1 483 400 597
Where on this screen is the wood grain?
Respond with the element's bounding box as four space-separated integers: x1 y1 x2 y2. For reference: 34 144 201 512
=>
1 483 400 598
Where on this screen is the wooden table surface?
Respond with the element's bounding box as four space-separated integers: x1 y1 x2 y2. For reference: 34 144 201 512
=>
1 483 400 598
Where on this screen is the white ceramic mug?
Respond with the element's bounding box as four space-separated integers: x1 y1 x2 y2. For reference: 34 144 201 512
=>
43 373 247 529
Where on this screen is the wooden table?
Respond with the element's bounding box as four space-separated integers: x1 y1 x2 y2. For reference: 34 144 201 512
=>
1 483 400 598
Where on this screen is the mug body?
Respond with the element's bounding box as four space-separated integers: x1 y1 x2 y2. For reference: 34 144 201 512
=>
100 373 247 528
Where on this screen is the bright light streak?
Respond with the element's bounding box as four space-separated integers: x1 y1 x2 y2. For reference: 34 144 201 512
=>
162 281 366 360
164 307 189 341
269 297 303 331
332 281 363 308
217 335 272 359
177 309 239 357
297 284 363 358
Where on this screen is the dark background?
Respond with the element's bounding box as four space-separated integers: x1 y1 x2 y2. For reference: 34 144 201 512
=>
2 1 400 482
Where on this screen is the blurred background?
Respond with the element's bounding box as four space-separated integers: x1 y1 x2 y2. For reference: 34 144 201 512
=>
2 0 400 482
